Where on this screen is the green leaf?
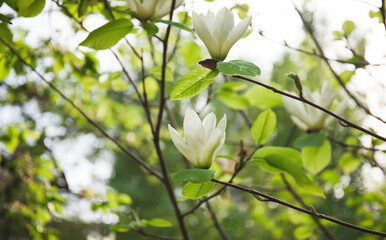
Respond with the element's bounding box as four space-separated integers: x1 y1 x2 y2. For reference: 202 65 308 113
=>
253 147 324 197
145 21 159 36
0 126 20 153
251 109 277 145
332 30 344 40
5 0 45 17
0 14 12 24
294 226 313 240
244 85 283 109
339 70 355 84
293 133 325 149
79 19 133 50
110 224 131 232
301 140 331 174
154 18 193 32
182 181 215 199
145 218 172 228
218 89 250 110
173 169 216 184
217 60 261 76
342 20 355 36
138 77 159 100
220 82 247 91
170 68 218 100
0 23 12 51
321 170 340 185
150 65 173 82
339 153 360 174
180 41 203 67
118 193 132 205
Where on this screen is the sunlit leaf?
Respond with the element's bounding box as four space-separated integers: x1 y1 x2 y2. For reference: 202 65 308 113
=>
301 140 331 174
293 133 325 149
145 218 172 228
251 109 277 145
172 169 215 184
217 60 261 76
253 147 324 197
79 19 133 50
182 181 215 199
170 68 218 100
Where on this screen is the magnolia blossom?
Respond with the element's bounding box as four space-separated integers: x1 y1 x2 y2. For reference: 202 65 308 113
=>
127 0 183 21
192 7 252 60
168 110 226 169
283 82 347 131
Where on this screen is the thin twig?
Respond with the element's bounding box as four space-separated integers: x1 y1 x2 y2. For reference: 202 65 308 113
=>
239 110 252 128
206 202 231 240
0 37 163 181
234 75 386 142
256 30 385 66
328 136 386 153
212 179 386 237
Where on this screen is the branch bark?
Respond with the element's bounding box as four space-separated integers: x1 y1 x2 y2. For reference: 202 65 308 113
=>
212 179 386 237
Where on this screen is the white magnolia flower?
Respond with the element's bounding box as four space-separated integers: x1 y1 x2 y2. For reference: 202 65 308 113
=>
168 110 226 169
192 7 252 60
283 82 347 131
127 0 183 21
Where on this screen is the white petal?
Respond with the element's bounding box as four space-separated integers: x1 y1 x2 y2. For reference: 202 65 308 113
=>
283 94 308 123
214 7 234 46
320 82 335 109
216 114 227 133
221 15 251 59
184 109 205 158
127 0 137 12
290 116 309 131
134 0 156 19
205 10 216 32
193 12 218 58
154 0 183 18
168 124 197 166
199 129 223 168
202 112 216 139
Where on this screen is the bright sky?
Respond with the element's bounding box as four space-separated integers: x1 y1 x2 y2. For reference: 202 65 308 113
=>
1 0 385 224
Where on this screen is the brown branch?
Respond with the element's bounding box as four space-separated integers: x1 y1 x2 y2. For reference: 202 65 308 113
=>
0 37 163 181
292 3 386 124
151 1 189 239
206 202 231 240
239 110 252 128
380 0 386 32
234 75 386 142
102 0 115 20
212 179 386 237
328 136 386 153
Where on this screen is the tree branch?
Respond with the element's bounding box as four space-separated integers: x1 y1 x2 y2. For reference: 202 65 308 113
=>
206 202 231 240
151 1 190 239
234 75 386 142
211 179 386 237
